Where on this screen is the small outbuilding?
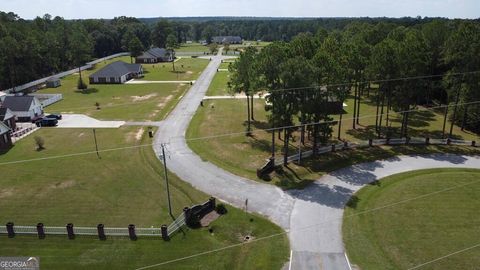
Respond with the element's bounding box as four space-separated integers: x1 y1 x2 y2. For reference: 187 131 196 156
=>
89 61 144 84
46 77 61 88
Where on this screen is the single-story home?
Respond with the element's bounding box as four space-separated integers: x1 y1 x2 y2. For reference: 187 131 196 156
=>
89 61 144 84
135 48 174 64
0 121 12 150
46 77 61 88
0 95 44 122
0 107 16 130
212 36 242 44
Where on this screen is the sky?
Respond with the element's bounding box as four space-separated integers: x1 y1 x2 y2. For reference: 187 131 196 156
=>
0 0 478 19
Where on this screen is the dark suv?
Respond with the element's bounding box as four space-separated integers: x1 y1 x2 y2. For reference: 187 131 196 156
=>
45 114 62 120
35 117 58 127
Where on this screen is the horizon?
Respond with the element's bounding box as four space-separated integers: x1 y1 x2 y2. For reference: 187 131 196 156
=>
1 0 479 20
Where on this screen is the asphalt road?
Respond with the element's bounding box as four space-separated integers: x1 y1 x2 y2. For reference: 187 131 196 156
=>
153 48 480 269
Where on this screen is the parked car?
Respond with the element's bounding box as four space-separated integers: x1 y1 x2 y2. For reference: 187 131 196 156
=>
45 113 62 120
31 115 44 123
35 117 58 127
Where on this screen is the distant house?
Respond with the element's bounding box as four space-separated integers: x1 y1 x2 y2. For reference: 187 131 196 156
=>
212 36 242 44
89 61 144 84
0 96 44 122
135 48 174 64
46 77 61 88
0 122 12 150
0 107 16 130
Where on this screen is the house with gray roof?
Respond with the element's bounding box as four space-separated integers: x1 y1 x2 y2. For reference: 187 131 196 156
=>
0 95 44 122
135 48 174 63
89 61 143 84
212 36 242 44
0 121 12 150
0 107 16 130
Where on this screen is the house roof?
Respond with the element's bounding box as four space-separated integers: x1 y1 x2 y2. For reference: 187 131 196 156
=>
89 61 142 79
1 96 35 112
0 121 10 135
212 36 242 43
137 48 171 59
0 107 14 121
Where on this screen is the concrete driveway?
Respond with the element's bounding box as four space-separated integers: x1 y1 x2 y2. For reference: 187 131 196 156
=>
55 114 125 128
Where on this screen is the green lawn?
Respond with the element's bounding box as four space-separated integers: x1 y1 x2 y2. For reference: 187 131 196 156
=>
175 43 209 53
140 58 209 81
219 62 232 69
0 128 288 269
39 56 211 121
207 72 232 96
343 169 480 270
187 98 480 189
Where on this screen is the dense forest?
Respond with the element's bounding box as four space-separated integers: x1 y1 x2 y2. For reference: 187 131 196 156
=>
229 20 480 146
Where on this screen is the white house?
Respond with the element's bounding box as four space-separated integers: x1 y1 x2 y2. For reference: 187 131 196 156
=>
0 95 44 122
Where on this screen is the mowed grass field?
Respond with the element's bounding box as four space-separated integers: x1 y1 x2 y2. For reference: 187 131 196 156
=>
40 56 209 121
343 169 480 270
175 43 210 53
0 128 289 269
140 57 209 81
206 71 232 96
187 97 480 189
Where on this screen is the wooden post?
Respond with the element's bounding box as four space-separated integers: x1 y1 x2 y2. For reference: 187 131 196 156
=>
37 223 45 239
66 223 75 239
128 224 136 241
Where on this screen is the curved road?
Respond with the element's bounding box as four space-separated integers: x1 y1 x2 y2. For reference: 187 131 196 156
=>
154 50 480 269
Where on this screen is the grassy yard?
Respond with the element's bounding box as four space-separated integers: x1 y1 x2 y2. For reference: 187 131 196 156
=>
343 169 480 270
207 72 232 96
176 43 210 53
219 62 232 69
187 98 480 189
140 57 209 81
39 56 210 121
0 128 288 269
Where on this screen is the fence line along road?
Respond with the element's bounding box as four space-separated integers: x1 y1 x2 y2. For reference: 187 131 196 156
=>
274 137 477 166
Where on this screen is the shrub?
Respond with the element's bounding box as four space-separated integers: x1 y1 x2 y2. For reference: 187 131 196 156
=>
34 136 45 150
215 204 228 215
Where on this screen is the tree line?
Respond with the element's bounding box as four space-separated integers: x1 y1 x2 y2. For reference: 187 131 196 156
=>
229 19 480 164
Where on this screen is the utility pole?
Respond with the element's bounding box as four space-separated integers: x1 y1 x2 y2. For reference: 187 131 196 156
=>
449 88 461 138
161 143 173 220
92 129 100 159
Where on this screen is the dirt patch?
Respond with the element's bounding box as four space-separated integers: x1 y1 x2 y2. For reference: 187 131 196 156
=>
50 180 76 189
78 132 85 138
0 188 14 199
157 95 173 108
200 211 220 227
237 232 255 242
135 128 144 141
186 71 193 74
131 93 157 102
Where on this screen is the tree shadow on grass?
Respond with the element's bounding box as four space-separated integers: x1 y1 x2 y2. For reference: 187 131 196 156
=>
75 88 99 94
346 125 378 140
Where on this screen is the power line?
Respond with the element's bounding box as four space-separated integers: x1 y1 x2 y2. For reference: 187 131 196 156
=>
1 100 478 166
38 70 480 113
134 177 480 270
407 243 480 270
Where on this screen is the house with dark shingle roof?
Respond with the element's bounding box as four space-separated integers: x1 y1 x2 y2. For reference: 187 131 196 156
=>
89 61 144 84
212 36 242 44
0 95 44 122
135 48 174 64
0 107 16 130
0 121 12 150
